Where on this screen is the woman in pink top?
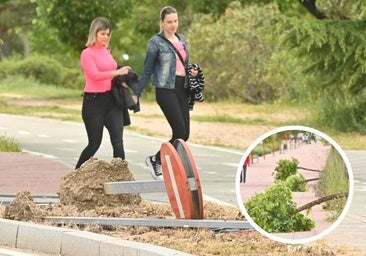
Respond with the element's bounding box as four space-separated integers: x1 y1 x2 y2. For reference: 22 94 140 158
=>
75 17 131 169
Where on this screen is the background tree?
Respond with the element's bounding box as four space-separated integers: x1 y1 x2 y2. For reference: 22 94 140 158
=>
32 0 194 68
34 0 133 56
1 0 366 133
188 2 280 103
276 0 366 132
0 0 36 58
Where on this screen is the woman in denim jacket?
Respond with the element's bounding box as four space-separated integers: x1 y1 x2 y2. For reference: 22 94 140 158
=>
133 6 198 180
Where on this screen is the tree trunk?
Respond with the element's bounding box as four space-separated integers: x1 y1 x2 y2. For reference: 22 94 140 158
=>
20 31 30 57
299 0 327 20
298 166 322 172
293 192 348 215
0 24 11 59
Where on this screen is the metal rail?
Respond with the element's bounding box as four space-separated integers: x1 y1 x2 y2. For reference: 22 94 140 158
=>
44 216 253 230
0 193 59 205
104 180 166 194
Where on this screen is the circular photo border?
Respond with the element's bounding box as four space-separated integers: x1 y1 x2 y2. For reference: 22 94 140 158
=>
235 125 354 244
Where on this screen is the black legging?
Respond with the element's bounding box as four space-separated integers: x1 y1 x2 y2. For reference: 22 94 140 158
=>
75 91 124 169
154 76 190 162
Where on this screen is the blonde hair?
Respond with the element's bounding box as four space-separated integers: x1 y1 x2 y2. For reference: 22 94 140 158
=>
85 17 112 47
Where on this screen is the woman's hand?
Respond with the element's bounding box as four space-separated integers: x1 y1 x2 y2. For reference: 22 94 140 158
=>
111 66 131 77
132 95 139 105
117 66 131 75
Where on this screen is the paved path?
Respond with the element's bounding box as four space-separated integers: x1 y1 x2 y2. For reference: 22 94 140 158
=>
0 152 69 194
239 142 366 252
240 142 333 240
0 114 242 205
0 114 365 253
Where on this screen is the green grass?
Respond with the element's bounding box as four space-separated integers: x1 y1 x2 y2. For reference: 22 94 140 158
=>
0 135 21 152
317 147 349 221
1 76 366 149
192 114 267 125
0 99 82 122
0 77 81 99
0 77 82 121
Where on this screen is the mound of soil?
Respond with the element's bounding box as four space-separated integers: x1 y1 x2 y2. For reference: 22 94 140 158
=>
58 157 142 210
4 191 43 222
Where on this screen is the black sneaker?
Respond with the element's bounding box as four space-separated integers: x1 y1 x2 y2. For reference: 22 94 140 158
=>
145 156 163 180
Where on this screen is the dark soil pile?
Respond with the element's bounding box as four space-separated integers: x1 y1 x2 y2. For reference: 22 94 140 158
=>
58 157 142 210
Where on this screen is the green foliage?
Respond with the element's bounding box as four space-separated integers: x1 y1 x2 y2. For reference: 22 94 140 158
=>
0 38 3 59
0 134 21 152
278 16 366 133
282 18 366 96
188 0 233 19
34 0 132 54
273 155 307 192
251 143 272 157
0 55 84 89
2 0 366 135
244 182 315 233
315 1 366 20
318 147 349 220
187 0 307 19
273 158 299 181
0 76 81 99
0 0 37 57
351 101 366 134
284 174 307 192
187 2 280 103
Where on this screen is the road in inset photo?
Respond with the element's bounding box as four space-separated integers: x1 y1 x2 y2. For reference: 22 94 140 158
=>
237 126 353 244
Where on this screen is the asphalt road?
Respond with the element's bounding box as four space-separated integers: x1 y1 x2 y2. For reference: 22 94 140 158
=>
1 113 365 251
0 114 243 205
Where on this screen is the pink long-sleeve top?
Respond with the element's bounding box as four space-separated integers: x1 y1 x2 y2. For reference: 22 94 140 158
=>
80 46 117 93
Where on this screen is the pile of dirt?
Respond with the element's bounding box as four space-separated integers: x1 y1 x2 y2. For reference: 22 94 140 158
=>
58 157 142 210
3 191 43 222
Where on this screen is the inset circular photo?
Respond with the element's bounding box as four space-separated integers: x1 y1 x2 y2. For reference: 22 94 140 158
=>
236 125 353 244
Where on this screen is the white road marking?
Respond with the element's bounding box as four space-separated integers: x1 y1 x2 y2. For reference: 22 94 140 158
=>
17 130 30 135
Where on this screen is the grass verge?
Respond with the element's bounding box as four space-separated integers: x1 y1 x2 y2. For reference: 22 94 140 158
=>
317 147 349 221
1 77 365 150
0 135 21 152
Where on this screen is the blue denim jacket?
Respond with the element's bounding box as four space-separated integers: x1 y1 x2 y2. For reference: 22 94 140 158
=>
136 31 189 97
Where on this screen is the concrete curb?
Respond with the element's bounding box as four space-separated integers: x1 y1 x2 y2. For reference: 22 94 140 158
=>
0 219 193 256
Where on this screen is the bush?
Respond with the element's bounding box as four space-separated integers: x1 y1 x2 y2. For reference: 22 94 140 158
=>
0 55 84 90
273 158 299 181
351 100 366 134
251 143 272 157
0 135 21 152
284 174 307 192
187 2 280 103
244 182 314 233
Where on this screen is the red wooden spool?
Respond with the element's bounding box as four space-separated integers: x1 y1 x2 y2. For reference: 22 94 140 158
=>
160 139 203 219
